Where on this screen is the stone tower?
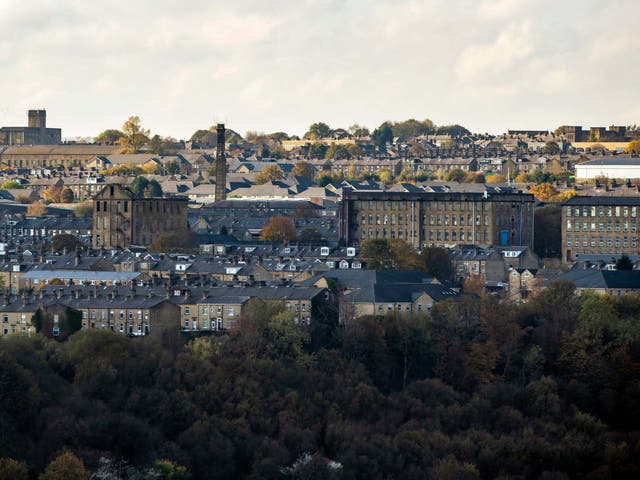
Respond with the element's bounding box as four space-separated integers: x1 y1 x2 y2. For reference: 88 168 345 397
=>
28 109 46 128
215 124 226 202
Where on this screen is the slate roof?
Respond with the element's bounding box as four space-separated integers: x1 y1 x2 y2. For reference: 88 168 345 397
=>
577 158 640 167
563 196 640 206
556 269 640 289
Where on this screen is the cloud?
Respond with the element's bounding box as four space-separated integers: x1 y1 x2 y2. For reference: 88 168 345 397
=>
0 0 638 138
455 21 534 82
477 0 526 20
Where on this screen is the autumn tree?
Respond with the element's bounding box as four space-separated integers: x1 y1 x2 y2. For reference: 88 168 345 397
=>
52 234 84 252
291 161 315 181
39 451 89 480
116 116 150 154
148 228 198 253
27 201 47 216
324 144 351 160
255 164 285 184
626 139 640 156
60 187 74 203
94 129 123 145
260 216 296 242
0 180 23 189
485 173 506 183
445 169 466 182
378 168 394 184
0 458 28 480
419 246 453 281
530 182 559 202
42 185 63 203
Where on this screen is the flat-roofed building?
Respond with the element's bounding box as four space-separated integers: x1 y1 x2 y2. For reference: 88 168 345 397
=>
562 196 640 262
575 158 640 180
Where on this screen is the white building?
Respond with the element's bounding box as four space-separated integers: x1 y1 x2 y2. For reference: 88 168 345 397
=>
575 158 640 180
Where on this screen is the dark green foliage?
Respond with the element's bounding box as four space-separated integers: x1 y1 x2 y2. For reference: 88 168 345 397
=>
616 254 633 271
535 204 561 258
1 283 640 478
131 176 163 197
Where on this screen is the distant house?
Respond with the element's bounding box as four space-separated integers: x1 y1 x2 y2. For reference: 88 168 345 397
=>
553 269 640 297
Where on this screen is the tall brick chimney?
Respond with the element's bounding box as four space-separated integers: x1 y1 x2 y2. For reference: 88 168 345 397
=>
215 124 226 202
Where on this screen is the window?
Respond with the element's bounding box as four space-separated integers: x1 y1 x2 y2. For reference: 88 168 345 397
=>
184 307 190 316
227 307 234 317
2 315 7 323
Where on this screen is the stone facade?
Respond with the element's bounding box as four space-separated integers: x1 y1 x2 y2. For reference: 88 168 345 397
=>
0 110 61 146
562 196 640 262
92 184 188 249
340 189 535 249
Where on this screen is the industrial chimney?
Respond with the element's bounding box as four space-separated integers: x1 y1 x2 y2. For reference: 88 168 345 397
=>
215 124 226 202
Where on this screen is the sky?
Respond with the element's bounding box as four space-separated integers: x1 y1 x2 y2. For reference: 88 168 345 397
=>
0 0 638 140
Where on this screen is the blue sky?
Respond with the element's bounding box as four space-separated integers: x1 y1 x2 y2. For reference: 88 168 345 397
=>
0 0 638 140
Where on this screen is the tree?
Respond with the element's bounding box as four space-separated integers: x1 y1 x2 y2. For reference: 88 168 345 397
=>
307 143 328 159
435 124 470 136
190 129 216 147
149 228 198 253
52 234 84 252
260 216 296 242
378 168 394 184
0 180 23 189
42 185 63 203
626 139 640 156
94 129 123 145
150 459 190 480
445 169 466 182
144 179 163 198
39 451 89 480
485 173 506 183
291 161 314 181
116 116 150 154
298 227 322 244
534 204 561 258
543 141 561 154
255 164 285 184
391 119 433 139
372 123 393 148
164 159 181 175
419 247 453 281
60 187 74 203
360 239 393 269
515 173 531 183
0 458 28 480
27 201 47 216
616 254 633 271
349 124 370 137
324 144 351 160
304 122 331 140
530 182 559 202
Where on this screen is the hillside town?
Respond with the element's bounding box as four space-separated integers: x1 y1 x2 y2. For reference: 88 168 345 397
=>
1 110 640 338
